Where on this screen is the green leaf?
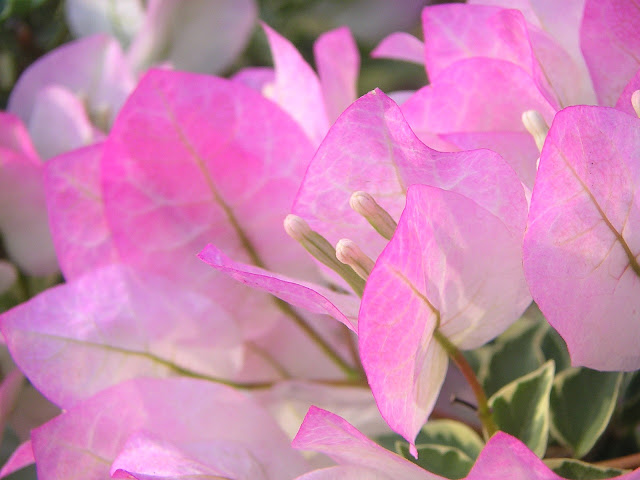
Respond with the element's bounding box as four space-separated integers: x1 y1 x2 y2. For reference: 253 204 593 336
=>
397 442 475 479
489 360 555 457
544 458 627 479
417 419 484 460
550 368 622 458
619 371 640 427
483 319 545 397
0 0 47 21
538 325 571 372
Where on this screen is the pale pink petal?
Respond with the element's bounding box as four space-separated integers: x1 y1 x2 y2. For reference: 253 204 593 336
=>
295 88 527 261
0 370 24 432
199 244 359 331
0 261 16 295
0 440 34 479
111 432 269 480
524 105 640 371
101 69 316 338
262 23 330 145
256 381 387 440
28 85 97 159
232 66 275 93
581 0 640 107
0 147 57 275
295 466 394 480
0 265 243 408
371 32 425 65
402 58 555 188
127 0 256 74
0 112 38 160
360 185 529 445
314 27 360 124
31 378 309 480
44 143 119 280
292 407 440 479
8 34 133 131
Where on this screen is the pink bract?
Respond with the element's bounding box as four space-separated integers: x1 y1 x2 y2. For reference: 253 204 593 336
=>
524 105 640 371
360 184 530 447
31 377 309 480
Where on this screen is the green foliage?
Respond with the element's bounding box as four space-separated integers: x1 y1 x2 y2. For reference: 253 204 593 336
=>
489 360 555 457
396 419 485 479
544 458 627 479
550 368 622 459
397 442 475 479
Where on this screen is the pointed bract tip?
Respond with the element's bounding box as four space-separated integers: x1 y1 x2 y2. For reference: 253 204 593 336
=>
349 191 397 240
521 110 549 153
284 214 312 243
409 443 418 459
631 90 640 118
336 238 375 280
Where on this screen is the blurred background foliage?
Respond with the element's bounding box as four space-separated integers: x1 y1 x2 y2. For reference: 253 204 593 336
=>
0 0 462 109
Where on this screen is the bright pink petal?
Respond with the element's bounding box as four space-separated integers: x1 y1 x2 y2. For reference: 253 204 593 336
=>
314 27 359 124
0 265 242 408
295 89 527 260
198 244 359 331
616 68 640 116
524 105 640 371
402 58 555 188
0 440 34 479
101 69 316 338
261 23 329 145
581 0 640 107
232 66 275 92
44 143 119 280
127 0 256 74
0 147 56 275
360 185 529 444
8 34 133 131
467 432 561 480
31 377 308 480
371 32 425 65
292 407 440 479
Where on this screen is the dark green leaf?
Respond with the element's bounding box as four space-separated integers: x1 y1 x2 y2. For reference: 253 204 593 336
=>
550 368 622 458
489 360 555 457
544 458 627 479
397 442 475 479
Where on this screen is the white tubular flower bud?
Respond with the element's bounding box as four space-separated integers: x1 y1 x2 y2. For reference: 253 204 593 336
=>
632 90 640 118
335 239 375 281
522 110 549 153
349 191 397 241
284 214 365 296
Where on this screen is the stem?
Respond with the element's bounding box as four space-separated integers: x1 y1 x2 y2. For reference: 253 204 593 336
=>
273 298 361 379
433 329 497 438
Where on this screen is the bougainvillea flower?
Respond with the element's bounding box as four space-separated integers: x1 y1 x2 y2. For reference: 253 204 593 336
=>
1 264 243 408
43 143 119 280
524 105 640 371
375 1 640 191
30 377 309 480
360 183 530 447
293 89 527 262
0 113 56 275
66 0 257 74
8 34 135 158
292 407 441 479
235 25 359 145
